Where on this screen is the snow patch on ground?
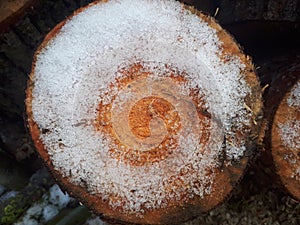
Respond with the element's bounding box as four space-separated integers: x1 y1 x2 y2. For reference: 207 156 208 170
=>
85 217 108 225
14 184 73 225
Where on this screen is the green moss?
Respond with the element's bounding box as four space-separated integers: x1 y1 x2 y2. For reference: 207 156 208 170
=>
1 204 25 224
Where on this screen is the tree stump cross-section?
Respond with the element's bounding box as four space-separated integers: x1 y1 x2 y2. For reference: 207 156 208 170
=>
25 0 263 224
271 79 300 200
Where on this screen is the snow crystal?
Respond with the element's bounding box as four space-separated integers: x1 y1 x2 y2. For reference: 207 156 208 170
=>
277 80 300 181
279 120 300 150
278 80 300 150
0 190 18 203
30 0 254 215
42 204 59 222
287 80 300 108
85 217 108 225
49 184 71 208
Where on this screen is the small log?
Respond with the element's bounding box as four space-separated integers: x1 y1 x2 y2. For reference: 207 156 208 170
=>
26 0 262 224
260 56 300 201
272 79 300 201
0 0 38 32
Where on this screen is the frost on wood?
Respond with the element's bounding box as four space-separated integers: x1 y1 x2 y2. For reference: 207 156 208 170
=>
287 81 300 109
280 81 300 152
27 0 261 223
278 79 300 151
272 79 300 200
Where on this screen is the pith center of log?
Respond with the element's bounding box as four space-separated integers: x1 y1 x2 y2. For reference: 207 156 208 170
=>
128 96 180 141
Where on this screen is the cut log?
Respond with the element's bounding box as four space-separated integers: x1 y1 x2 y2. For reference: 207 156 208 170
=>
25 0 263 224
272 79 300 201
0 0 38 31
260 56 300 201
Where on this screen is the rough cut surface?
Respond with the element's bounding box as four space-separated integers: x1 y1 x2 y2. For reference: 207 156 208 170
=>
26 0 262 224
279 80 300 150
272 79 300 200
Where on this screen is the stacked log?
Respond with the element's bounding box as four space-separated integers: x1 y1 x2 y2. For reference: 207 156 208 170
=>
260 57 300 201
0 0 299 224
25 0 262 224
272 79 300 200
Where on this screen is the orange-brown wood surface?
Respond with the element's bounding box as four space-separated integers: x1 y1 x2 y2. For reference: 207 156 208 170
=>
260 57 300 201
25 1 263 224
272 80 300 201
